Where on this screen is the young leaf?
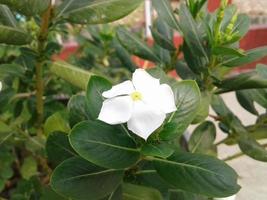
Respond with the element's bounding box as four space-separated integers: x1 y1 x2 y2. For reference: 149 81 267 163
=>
117 27 160 62
160 81 201 140
44 112 70 136
56 0 142 24
51 157 124 200
69 121 140 169
153 152 240 197
179 4 208 61
20 156 38 180
50 62 93 90
153 0 180 31
86 76 112 120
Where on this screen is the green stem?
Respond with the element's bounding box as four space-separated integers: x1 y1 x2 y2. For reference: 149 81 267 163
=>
35 2 53 135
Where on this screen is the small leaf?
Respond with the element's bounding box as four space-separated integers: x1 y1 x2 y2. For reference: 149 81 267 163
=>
236 90 259 115
51 157 124 200
189 121 217 156
50 62 93 90
160 81 201 140
69 121 140 169
153 152 240 197
122 183 163 200
56 0 142 24
238 136 267 162
117 27 160 62
86 76 112 120
44 111 70 136
20 156 38 180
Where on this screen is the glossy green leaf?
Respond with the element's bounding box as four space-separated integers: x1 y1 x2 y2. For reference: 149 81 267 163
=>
51 157 124 200
44 112 70 136
179 4 208 61
40 186 67 200
153 0 180 31
223 46 267 67
160 81 201 140
238 136 267 162
175 61 196 80
46 131 77 166
86 76 111 120
56 0 142 24
189 121 217 156
67 94 90 127
69 121 140 169
192 92 211 124
122 183 163 200
232 14 250 38
141 143 174 159
117 27 160 62
153 152 240 197
212 46 245 57
0 5 31 45
0 0 50 16
50 62 93 90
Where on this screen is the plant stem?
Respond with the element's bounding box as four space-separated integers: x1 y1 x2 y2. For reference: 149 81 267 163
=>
35 2 53 135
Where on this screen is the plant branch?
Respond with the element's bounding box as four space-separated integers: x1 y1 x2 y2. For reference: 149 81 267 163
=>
35 2 53 135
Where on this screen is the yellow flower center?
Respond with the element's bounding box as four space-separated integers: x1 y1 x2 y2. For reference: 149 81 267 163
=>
131 91 142 101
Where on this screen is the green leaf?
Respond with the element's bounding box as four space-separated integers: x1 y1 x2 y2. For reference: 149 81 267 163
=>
175 61 196 80
233 14 250 38
0 0 50 16
223 46 267 67
117 27 160 62
20 156 38 180
0 64 25 79
179 4 208 61
153 152 240 197
189 121 217 156
192 92 211 124
212 46 245 57
257 64 267 78
160 81 201 140
51 157 124 200
0 5 31 45
86 76 111 120
101 186 122 200
122 183 163 200
238 136 267 162
67 94 90 127
46 131 77 166
44 111 70 136
141 143 174 159
69 121 140 169
40 186 67 200
169 190 206 200
56 0 142 24
215 70 267 93
113 39 136 72
50 62 93 90
152 0 180 31
151 27 176 51
236 90 259 115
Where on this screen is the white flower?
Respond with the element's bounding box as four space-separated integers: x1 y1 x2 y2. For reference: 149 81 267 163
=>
98 69 177 140
0 81 2 92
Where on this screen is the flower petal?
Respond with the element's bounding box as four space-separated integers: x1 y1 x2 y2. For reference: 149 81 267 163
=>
132 69 160 93
143 84 177 114
98 96 133 125
127 101 166 140
102 80 134 98
0 81 2 91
